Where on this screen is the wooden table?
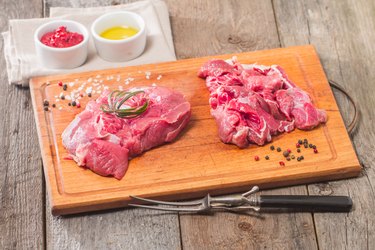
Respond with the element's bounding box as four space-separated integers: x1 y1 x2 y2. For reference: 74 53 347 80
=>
1 0 374 249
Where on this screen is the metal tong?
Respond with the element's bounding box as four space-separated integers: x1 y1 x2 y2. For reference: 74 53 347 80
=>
129 186 353 213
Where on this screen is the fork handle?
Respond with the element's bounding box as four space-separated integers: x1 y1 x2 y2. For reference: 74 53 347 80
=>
259 195 352 212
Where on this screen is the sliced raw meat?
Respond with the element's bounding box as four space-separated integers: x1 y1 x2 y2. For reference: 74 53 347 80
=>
276 88 327 130
198 58 327 147
62 86 191 179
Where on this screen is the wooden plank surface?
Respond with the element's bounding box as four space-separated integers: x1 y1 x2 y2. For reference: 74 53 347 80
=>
2 0 374 249
0 1 45 249
273 0 375 249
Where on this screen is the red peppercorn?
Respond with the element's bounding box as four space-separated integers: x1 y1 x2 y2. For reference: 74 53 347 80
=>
79 93 84 97
254 155 260 161
279 161 285 166
287 148 291 153
58 81 63 86
296 143 300 148
314 148 318 154
76 103 81 108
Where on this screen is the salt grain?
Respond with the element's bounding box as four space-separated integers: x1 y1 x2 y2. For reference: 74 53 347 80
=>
157 75 162 80
87 78 92 82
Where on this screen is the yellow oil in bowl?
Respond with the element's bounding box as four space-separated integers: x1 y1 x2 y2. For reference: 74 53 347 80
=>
100 26 139 40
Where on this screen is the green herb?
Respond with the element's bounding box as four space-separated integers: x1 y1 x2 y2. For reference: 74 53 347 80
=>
100 90 149 118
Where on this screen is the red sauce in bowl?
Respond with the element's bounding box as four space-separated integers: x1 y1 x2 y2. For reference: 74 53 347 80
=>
41 26 84 48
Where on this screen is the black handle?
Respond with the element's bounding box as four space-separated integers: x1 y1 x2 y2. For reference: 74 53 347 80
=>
259 195 353 212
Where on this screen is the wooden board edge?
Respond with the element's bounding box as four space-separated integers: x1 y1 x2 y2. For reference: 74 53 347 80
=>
29 79 56 213
30 45 316 84
51 162 360 215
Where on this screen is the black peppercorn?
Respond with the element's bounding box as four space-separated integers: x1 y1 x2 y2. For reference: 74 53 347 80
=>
72 101 77 107
277 147 281 152
270 145 275 151
63 84 68 91
265 155 270 160
283 151 290 157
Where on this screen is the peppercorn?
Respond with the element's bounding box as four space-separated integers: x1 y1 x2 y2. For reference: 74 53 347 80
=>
304 143 308 148
309 143 313 148
314 148 318 154
72 101 77 107
286 157 291 161
43 106 48 111
312 145 316 149
296 143 300 148
291 155 295 159
298 139 303 145
270 145 275 151
265 155 270 160
77 103 81 108
88 93 92 98
68 102 71 106
287 148 291 153
254 155 260 161
304 139 308 144
60 95 65 100
58 81 63 86
279 161 285 166
52 104 56 108
300 155 304 160
277 147 281 152
43 100 49 106
283 151 290 157
63 84 68 91
297 157 301 162
297 148 301 153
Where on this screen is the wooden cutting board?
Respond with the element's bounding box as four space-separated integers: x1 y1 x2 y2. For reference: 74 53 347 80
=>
30 45 360 215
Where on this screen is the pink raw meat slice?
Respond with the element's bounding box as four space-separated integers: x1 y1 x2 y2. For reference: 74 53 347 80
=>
62 86 191 179
198 58 327 147
276 88 327 130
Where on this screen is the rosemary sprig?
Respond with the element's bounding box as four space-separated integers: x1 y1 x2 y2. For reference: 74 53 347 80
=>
100 90 149 118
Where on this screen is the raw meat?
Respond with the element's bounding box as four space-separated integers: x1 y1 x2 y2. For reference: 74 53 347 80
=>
198 58 327 148
62 86 191 179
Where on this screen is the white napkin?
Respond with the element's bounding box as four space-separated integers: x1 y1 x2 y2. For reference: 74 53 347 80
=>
2 0 176 87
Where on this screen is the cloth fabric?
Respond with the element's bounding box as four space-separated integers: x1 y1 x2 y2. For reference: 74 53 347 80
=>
2 0 176 87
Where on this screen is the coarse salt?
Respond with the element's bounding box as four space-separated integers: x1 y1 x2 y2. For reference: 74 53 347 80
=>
157 75 162 80
87 78 92 82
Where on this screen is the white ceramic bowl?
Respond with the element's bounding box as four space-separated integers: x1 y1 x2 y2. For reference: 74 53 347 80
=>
34 20 89 69
91 11 146 62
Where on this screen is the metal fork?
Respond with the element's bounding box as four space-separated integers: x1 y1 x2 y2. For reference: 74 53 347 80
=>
129 186 353 213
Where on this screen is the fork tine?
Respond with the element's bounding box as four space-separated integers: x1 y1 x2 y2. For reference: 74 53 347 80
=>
128 204 204 212
129 195 203 206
